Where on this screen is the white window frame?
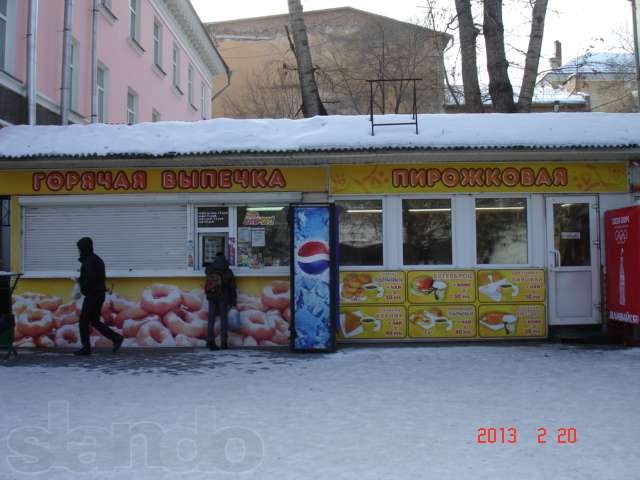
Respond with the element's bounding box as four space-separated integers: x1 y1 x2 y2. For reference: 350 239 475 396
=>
397 195 457 269
172 44 181 92
0 0 8 71
470 194 534 268
153 18 163 69
69 39 80 112
96 63 108 123
200 82 207 119
188 64 195 107
129 0 140 41
332 196 387 271
152 108 161 122
126 88 138 124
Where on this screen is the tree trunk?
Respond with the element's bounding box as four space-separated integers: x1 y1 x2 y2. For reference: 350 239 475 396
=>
517 0 549 112
484 0 516 112
454 0 484 112
287 0 327 117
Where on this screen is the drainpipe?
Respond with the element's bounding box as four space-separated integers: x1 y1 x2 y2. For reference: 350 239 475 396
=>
26 0 39 125
91 0 99 122
60 0 73 125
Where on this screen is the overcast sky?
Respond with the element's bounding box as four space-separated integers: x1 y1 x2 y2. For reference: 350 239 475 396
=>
192 0 634 83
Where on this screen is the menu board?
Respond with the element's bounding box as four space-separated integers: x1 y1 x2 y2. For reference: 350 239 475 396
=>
407 270 476 304
339 306 406 339
477 269 545 303
340 271 405 304
478 304 546 338
408 305 476 339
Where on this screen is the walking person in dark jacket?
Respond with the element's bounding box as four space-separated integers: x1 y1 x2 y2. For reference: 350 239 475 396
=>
74 237 123 356
205 252 237 350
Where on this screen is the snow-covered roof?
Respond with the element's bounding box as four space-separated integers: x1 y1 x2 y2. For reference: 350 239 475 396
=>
532 86 587 104
551 52 634 77
0 113 639 160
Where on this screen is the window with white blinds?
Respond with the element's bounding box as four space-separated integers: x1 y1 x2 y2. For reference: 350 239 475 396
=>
23 204 187 272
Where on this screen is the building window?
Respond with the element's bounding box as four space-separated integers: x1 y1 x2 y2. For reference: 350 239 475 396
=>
0 0 7 70
336 200 383 266
172 44 181 90
129 0 139 41
200 82 207 118
153 19 162 68
475 198 528 264
127 89 138 124
403 198 452 265
236 206 290 268
152 109 161 122
96 64 107 123
69 39 80 111
188 64 194 106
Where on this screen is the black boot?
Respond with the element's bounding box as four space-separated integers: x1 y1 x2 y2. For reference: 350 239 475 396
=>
112 335 123 353
207 340 219 350
73 348 91 356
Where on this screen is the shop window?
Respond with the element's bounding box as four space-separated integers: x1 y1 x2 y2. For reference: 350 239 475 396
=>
336 200 383 266
403 198 452 265
475 198 528 264
236 206 289 268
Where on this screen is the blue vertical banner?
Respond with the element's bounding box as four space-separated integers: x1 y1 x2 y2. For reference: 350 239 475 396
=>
290 204 338 352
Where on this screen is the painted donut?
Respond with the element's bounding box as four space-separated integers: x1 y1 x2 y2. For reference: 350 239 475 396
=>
239 309 276 341
54 324 82 349
162 308 206 338
37 296 62 312
122 314 157 338
236 293 263 312
175 334 206 348
53 302 79 328
181 289 204 312
34 335 55 349
141 284 182 316
17 308 54 338
261 281 290 311
136 320 176 347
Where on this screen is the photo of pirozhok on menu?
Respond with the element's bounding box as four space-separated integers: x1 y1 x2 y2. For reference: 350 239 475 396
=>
478 272 519 302
410 275 447 301
409 307 453 332
479 311 518 335
340 273 384 302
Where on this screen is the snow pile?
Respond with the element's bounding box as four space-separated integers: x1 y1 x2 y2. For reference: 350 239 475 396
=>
1 113 640 159
0 345 639 479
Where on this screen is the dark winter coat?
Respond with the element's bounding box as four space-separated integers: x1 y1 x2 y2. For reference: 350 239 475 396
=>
205 255 237 306
77 237 107 297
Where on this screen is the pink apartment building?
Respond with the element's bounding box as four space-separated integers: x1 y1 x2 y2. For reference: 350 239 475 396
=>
0 0 229 126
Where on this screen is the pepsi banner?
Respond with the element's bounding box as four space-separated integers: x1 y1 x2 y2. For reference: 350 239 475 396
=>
290 205 338 352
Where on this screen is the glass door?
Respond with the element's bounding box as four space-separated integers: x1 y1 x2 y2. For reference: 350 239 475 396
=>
545 196 600 325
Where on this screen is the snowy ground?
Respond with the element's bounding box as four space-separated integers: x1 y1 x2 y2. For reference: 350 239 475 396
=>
1 343 639 480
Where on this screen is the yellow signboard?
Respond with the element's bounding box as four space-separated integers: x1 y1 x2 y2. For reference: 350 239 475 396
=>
477 269 545 303
407 270 476 304
0 166 327 195
478 304 546 338
408 305 476 338
339 306 406 339
330 162 628 194
340 271 405 304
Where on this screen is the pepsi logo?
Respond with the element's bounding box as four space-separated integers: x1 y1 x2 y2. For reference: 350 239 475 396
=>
297 240 330 275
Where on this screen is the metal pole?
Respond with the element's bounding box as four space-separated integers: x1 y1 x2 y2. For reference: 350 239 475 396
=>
91 0 99 123
26 0 39 125
631 0 640 111
60 0 73 125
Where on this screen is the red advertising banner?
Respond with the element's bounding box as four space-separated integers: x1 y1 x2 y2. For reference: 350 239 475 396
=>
605 206 640 324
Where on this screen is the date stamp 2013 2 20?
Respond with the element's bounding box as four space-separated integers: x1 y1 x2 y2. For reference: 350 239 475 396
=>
476 427 577 444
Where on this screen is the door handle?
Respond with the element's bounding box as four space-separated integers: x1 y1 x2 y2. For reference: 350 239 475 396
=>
550 249 561 268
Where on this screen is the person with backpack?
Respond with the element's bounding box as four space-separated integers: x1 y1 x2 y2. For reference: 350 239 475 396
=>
205 252 237 350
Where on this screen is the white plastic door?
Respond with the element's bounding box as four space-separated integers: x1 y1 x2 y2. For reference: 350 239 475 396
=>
546 196 600 325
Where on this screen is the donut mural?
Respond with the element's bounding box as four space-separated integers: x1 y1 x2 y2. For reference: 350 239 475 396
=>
10 277 290 349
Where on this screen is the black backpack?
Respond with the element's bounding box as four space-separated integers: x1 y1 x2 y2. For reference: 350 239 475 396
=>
205 269 225 300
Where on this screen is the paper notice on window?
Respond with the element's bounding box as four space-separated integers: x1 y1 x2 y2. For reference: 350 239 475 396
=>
238 227 252 243
251 228 266 247
561 232 581 240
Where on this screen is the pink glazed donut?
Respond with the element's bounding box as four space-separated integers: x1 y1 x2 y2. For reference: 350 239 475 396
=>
141 284 182 316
